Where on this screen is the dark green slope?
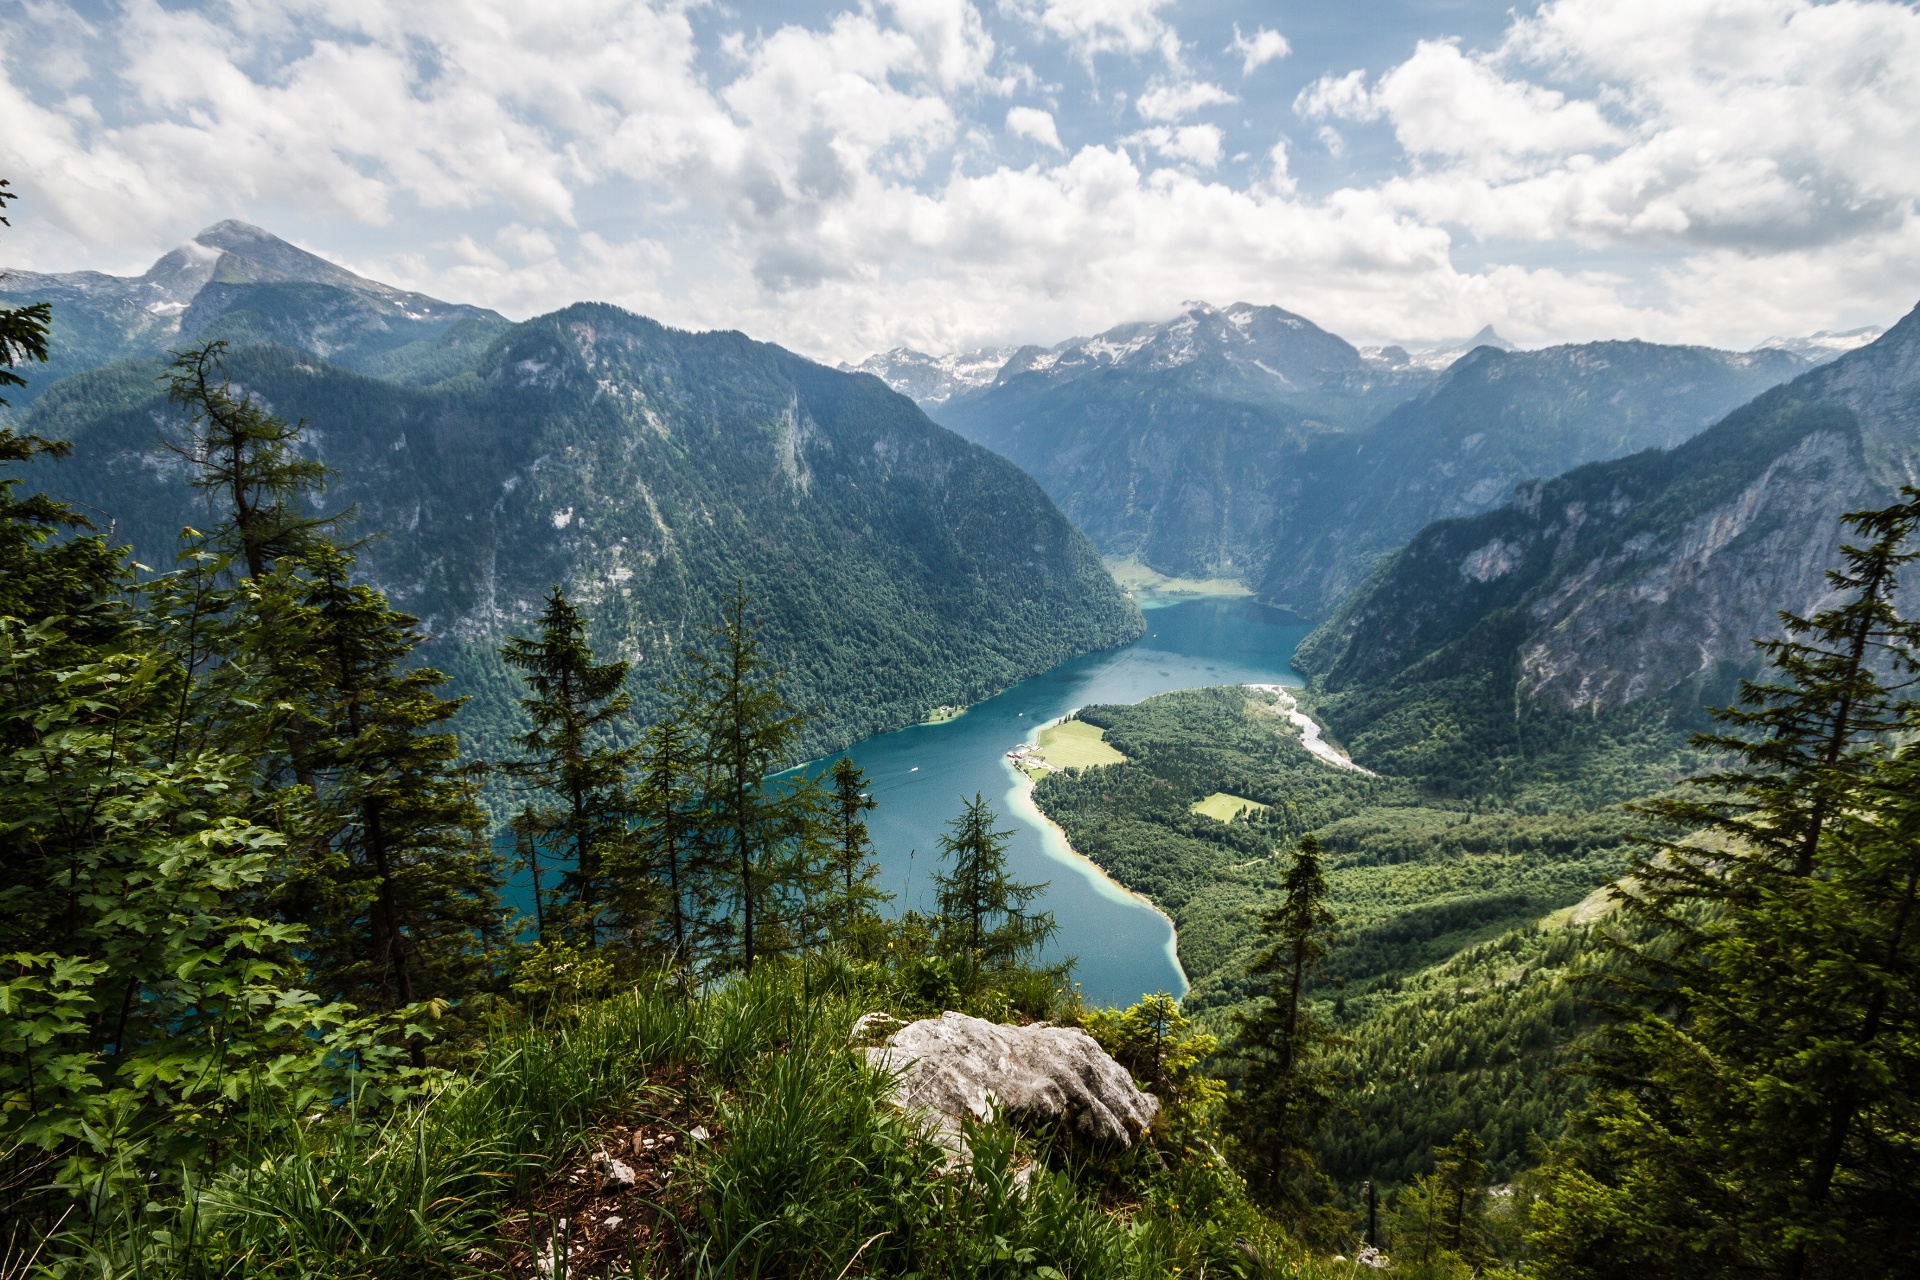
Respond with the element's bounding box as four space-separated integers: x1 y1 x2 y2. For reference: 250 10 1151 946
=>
1260 340 1810 616
23 303 1142 764
1295 300 1920 794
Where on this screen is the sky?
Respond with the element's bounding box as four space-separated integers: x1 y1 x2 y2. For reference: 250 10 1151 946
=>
3 0 1919 362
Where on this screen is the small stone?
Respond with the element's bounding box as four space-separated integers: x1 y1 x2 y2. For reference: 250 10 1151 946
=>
602 1214 624 1231
592 1150 637 1192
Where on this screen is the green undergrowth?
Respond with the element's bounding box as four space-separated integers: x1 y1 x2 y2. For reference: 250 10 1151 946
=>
29 957 1370 1280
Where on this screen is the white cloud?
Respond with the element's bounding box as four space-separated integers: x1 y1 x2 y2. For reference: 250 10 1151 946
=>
1293 70 1375 123
1001 0 1181 66
886 0 998 89
1007 105 1064 150
1134 80 1236 121
1299 0 1920 258
1300 40 1621 171
0 0 1915 362
1229 25 1290 75
1265 140 1296 195
1126 124 1225 168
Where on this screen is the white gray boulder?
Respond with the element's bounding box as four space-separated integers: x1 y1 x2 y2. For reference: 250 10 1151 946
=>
864 1011 1158 1147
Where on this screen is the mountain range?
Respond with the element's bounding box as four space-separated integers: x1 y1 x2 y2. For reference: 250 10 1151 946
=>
891 303 1814 616
1259 339 1814 616
1296 301 1920 789
12 220 1910 775
7 227 1141 762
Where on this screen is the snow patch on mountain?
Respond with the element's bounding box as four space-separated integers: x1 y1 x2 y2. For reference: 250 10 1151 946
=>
841 346 1017 405
1753 327 1885 364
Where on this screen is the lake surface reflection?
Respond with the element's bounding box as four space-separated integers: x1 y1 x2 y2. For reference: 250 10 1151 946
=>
841 596 1310 1007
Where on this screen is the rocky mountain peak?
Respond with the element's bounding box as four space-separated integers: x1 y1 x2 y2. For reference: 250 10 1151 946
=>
1 222 507 399
186 221 390 295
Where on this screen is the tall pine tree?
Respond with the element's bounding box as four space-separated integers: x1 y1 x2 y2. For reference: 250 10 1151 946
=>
826 756 891 953
610 707 708 965
500 589 637 948
286 545 502 1028
158 341 346 800
931 793 1056 992
1532 490 1920 1279
682 585 823 972
163 342 340 581
1228 833 1340 1220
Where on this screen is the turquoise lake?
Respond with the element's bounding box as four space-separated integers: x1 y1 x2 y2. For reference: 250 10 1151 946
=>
841 596 1310 1008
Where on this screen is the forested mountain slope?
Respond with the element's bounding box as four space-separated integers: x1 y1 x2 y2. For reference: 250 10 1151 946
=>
1295 300 1920 790
1259 341 1810 616
927 303 1806 612
0 220 510 396
1030 685 1644 1185
22 304 1142 762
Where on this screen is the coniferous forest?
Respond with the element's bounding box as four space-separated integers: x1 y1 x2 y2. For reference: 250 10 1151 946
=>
5 174 1920 1280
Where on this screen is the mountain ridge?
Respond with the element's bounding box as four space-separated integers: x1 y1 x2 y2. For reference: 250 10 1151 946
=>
922 304 1811 610
20 299 1143 764
1293 299 1920 788
1 221 509 396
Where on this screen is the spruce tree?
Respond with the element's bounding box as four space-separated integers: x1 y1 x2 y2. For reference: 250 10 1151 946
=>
682 584 823 971
1532 491 1920 1279
826 755 891 952
287 545 502 1028
1394 1129 1491 1268
1433 1129 1489 1261
158 341 347 799
1228 833 1340 1218
931 793 1056 992
500 589 637 948
610 707 708 964
163 342 339 581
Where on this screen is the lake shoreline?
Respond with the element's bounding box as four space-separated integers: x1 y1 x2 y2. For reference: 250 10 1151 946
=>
1005 713 1191 1000
824 597 1308 1007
